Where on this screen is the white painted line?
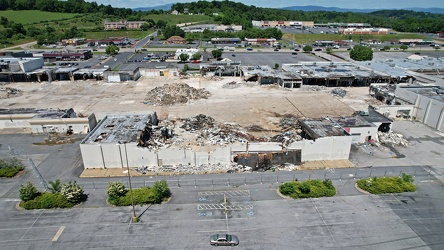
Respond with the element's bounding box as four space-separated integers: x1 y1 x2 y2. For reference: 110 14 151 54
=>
197 230 228 233
4 198 21 201
199 217 255 222
52 226 65 242
0 225 60 231
420 180 434 183
19 211 43 241
0 238 52 243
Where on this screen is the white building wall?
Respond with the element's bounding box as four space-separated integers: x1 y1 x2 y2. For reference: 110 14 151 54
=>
0 115 32 129
347 126 378 143
19 58 44 72
80 144 105 169
301 136 351 162
210 147 231 165
374 105 414 119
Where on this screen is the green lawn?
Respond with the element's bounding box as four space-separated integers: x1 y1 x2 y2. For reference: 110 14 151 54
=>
0 10 80 24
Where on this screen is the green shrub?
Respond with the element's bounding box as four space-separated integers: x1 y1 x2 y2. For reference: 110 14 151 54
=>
47 179 62 193
21 193 74 210
107 181 127 201
19 182 40 202
0 166 24 177
0 158 24 177
279 180 336 199
61 181 84 203
356 176 416 194
108 180 171 206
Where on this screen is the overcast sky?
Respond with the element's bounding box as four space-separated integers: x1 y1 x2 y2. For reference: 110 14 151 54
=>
91 0 444 9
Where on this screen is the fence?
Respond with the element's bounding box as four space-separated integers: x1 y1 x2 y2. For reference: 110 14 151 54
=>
78 166 434 191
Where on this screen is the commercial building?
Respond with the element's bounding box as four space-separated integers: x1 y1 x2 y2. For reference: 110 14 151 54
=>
252 20 314 28
181 24 242 33
42 50 93 62
0 57 44 82
0 108 97 134
174 48 200 60
104 21 145 30
339 28 389 35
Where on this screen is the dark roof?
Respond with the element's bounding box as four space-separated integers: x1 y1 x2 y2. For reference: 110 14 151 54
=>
360 108 393 124
299 118 349 139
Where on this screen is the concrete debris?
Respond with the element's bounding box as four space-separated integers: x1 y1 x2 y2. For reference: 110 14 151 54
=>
270 131 302 147
144 83 211 106
222 81 242 89
378 131 409 146
331 88 347 97
279 115 299 130
135 163 252 175
301 85 326 91
0 87 23 99
180 114 301 147
180 114 215 132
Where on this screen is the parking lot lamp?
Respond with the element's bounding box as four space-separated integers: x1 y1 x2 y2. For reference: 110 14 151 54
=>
124 142 137 222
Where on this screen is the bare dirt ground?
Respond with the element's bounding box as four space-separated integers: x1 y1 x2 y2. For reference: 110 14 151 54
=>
0 77 379 133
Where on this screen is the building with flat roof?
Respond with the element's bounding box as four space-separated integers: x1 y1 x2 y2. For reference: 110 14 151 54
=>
0 108 96 134
104 21 145 30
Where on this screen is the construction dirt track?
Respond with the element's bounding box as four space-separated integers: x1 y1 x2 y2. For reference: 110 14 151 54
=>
0 76 378 132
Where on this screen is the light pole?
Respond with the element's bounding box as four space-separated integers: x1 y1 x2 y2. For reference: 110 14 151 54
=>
124 142 137 222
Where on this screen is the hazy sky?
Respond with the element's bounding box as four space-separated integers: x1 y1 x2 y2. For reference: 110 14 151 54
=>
92 0 444 9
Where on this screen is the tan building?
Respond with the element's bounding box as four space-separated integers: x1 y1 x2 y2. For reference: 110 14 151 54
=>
166 36 186 44
340 28 389 35
104 20 145 30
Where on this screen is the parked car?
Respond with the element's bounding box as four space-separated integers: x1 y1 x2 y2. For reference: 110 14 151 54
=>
314 48 322 51
210 234 239 246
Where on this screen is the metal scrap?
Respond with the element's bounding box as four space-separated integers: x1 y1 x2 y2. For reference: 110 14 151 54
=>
222 81 241 89
144 83 211 106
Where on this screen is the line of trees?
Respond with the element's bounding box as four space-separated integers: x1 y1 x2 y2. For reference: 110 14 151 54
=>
171 1 444 33
0 0 133 18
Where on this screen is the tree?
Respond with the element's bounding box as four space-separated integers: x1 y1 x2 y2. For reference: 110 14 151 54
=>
400 45 408 51
326 47 333 54
105 45 119 56
47 179 61 193
19 182 40 202
60 181 84 203
211 49 222 59
349 45 373 61
179 53 190 62
191 52 201 60
303 45 312 52
383 45 391 51
274 63 279 69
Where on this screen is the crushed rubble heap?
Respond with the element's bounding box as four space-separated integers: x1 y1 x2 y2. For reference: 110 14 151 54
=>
279 115 299 130
378 131 409 146
222 81 242 89
301 85 326 92
331 88 347 97
180 114 215 131
135 163 252 175
0 87 23 99
180 114 302 147
144 83 211 106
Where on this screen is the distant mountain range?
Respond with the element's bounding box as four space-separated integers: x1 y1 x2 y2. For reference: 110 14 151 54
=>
281 5 444 14
133 4 173 12
133 4 444 14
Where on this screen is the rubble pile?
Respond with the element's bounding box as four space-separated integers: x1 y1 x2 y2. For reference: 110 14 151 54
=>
331 88 347 97
180 114 215 131
195 123 256 146
144 83 211 106
279 115 299 130
378 131 410 146
270 131 302 147
301 85 326 92
222 81 242 89
0 87 23 99
135 163 252 175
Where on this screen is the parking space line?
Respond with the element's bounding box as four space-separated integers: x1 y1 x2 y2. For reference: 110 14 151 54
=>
0 237 52 244
0 225 60 231
19 210 43 241
52 226 65 242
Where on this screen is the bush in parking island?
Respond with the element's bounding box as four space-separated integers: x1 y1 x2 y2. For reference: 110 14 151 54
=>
279 179 336 199
19 181 86 209
107 180 171 206
0 157 24 177
356 174 416 194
